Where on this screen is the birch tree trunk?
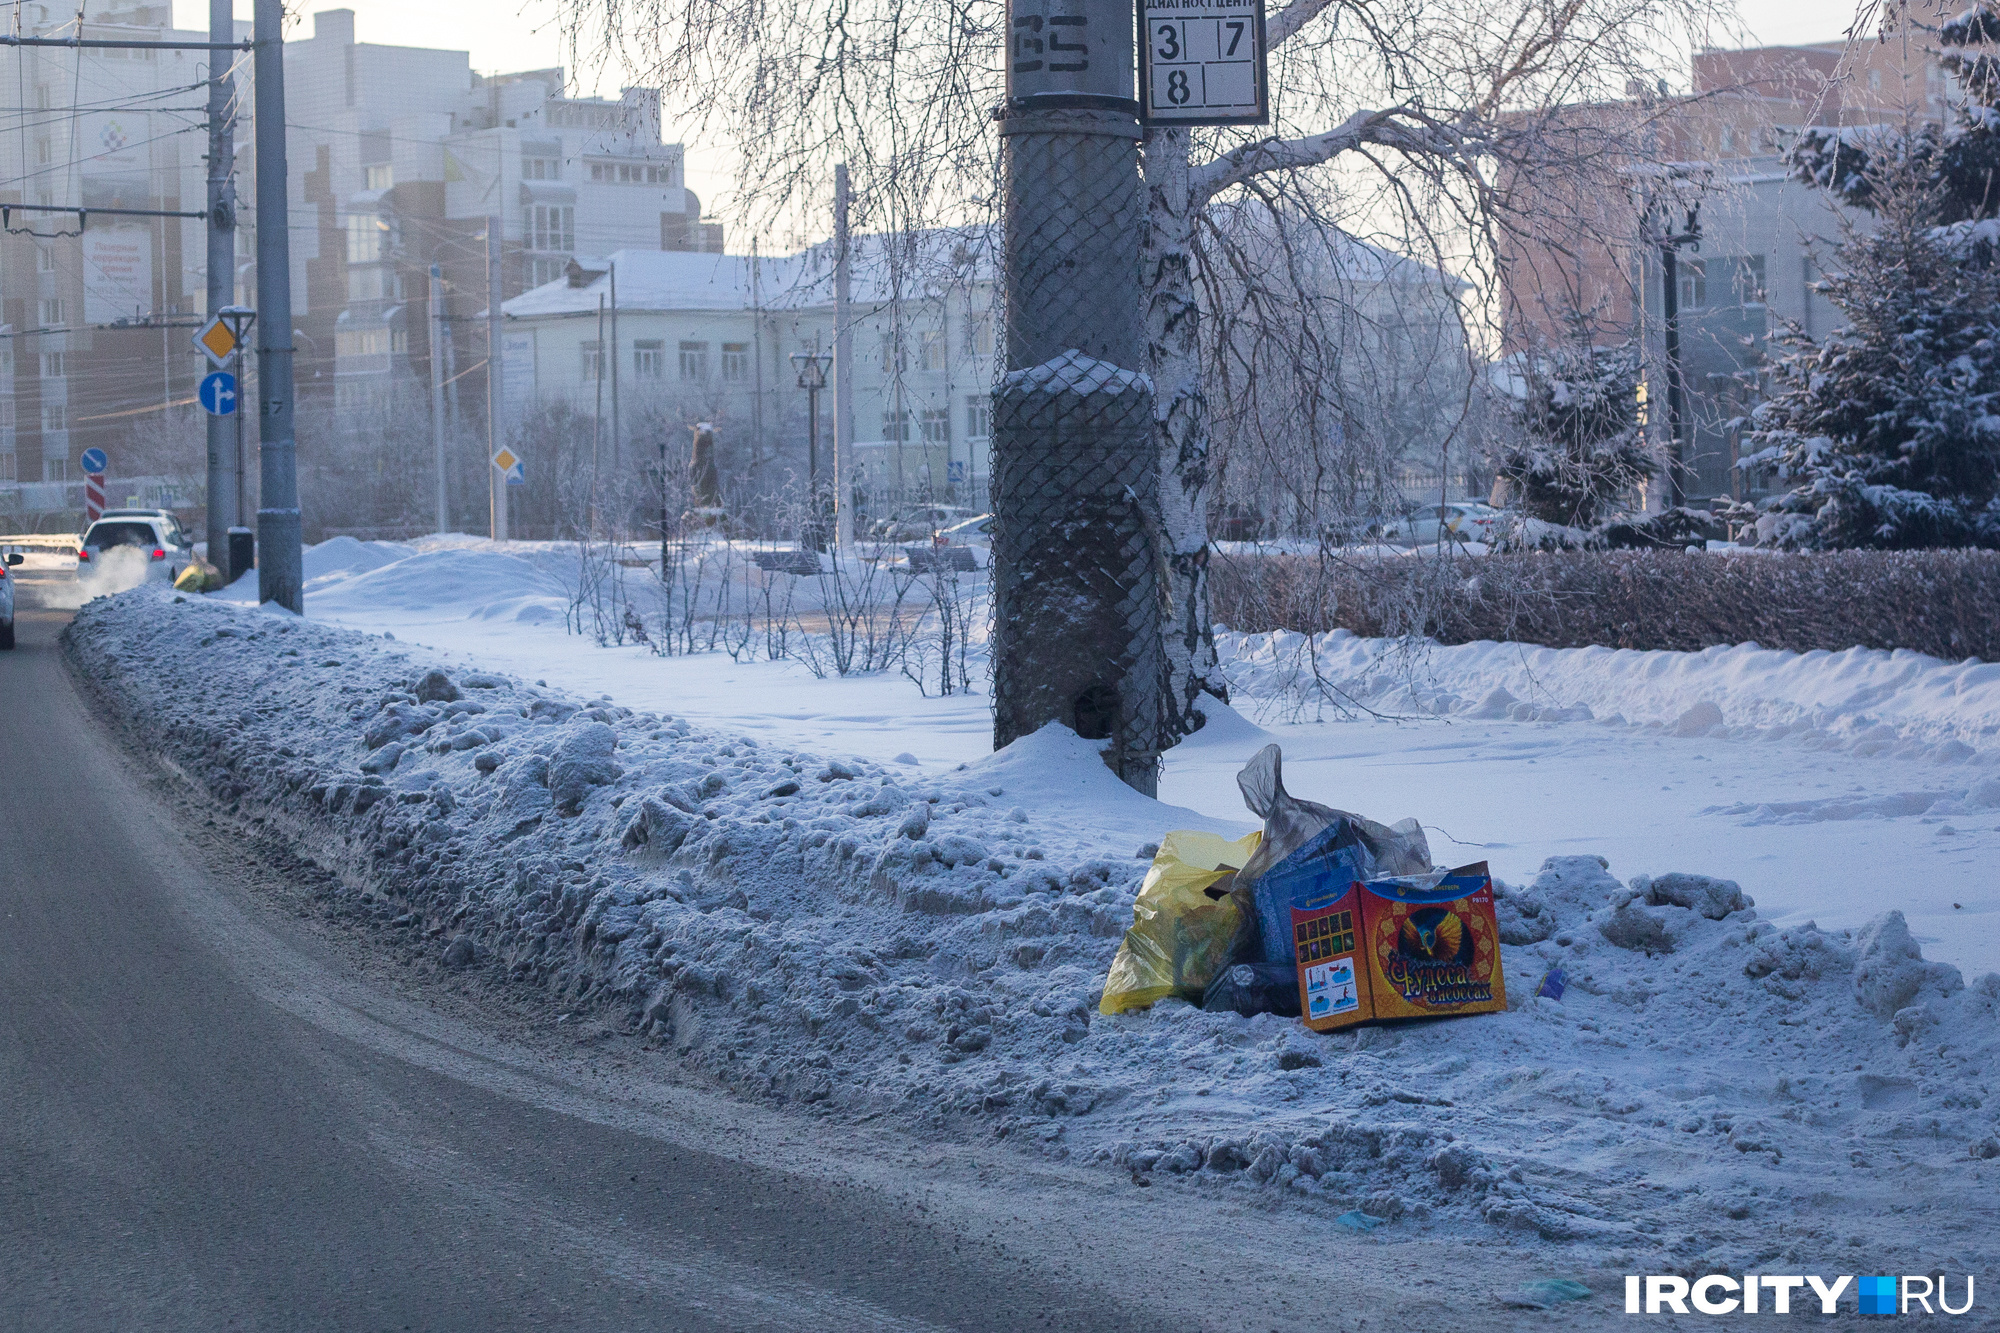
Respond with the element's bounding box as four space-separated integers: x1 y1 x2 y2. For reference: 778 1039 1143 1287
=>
1142 126 1222 745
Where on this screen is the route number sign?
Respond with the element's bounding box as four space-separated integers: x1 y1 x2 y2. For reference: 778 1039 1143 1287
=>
1138 0 1267 125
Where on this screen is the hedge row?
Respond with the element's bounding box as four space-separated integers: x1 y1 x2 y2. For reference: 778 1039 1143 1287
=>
1208 548 2000 660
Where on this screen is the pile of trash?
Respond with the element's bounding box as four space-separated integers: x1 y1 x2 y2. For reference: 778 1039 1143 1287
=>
1102 743 1503 1032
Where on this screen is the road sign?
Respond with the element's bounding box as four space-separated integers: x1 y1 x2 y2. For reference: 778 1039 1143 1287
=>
83 471 105 524
79 447 107 475
492 447 525 486
199 371 239 416
1137 0 1268 125
194 315 237 367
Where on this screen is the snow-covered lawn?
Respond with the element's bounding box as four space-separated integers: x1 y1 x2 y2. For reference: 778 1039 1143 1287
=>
239 535 2000 977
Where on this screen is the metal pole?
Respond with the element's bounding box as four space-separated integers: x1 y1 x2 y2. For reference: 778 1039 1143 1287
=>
608 260 620 488
252 0 301 612
832 165 854 548
487 213 506 541
1661 237 1687 510
203 0 235 575
428 262 448 533
806 381 819 524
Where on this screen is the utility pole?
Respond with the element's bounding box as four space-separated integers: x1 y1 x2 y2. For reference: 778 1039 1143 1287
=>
253 0 302 612
832 165 855 548
609 260 621 485
487 213 506 541
1654 203 1700 511
203 0 236 576
428 262 448 533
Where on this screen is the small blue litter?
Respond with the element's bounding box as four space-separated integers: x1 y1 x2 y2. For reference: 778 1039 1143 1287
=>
1519 1279 1592 1305
1335 1210 1384 1232
1537 966 1567 1001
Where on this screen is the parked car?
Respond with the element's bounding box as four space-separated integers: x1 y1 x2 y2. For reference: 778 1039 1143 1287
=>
1371 501 1503 546
0 549 21 649
933 513 993 548
75 511 194 584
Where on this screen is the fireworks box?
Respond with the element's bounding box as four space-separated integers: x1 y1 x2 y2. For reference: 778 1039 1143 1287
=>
1293 862 1507 1031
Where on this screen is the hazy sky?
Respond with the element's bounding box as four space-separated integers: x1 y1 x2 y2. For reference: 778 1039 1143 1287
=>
171 0 1863 234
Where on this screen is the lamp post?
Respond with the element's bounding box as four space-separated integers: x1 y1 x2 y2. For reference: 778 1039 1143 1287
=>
1649 201 1701 510
791 348 833 550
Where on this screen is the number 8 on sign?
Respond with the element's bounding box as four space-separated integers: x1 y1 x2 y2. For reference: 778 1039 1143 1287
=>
1137 0 1268 126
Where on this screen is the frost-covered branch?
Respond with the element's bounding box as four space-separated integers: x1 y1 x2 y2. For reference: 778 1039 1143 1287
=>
1188 108 1474 208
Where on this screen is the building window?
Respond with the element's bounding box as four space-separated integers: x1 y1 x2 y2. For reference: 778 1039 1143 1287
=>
721 342 749 383
581 341 605 381
38 298 63 326
335 328 392 358
40 351 63 378
346 213 383 263
918 329 947 372
879 333 905 374
35 245 53 273
523 204 574 252
965 394 990 439
44 457 66 481
35 137 50 165
389 328 409 355
522 157 560 181
1729 254 1767 305
962 315 993 358
363 163 393 191
528 257 566 288
919 408 950 443
0 452 14 483
678 340 709 381
633 340 664 379
881 410 911 442
41 404 65 433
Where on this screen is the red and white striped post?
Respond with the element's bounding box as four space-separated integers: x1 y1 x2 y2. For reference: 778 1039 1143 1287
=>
84 471 105 524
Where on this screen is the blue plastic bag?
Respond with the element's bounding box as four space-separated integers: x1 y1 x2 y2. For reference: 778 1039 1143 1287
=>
1251 819 1376 966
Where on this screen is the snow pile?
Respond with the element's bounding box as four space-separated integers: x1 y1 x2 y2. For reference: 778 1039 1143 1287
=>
1217 628 2000 762
61 587 2000 1270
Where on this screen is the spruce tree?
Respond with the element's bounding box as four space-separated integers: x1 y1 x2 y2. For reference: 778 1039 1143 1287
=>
1742 154 2000 548
1497 334 1654 529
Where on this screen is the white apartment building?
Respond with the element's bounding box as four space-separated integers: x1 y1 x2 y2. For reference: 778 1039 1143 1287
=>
498 231 997 516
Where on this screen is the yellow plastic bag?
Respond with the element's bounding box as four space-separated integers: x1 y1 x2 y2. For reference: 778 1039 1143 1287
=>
173 561 224 593
1099 829 1262 1015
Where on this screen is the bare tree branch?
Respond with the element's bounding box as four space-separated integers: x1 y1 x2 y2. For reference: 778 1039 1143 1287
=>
1189 108 1473 207
1265 0 1338 49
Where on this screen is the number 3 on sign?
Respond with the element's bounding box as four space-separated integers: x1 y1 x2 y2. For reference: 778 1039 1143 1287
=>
1137 0 1269 126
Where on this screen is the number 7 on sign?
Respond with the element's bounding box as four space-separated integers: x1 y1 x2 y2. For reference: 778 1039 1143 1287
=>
1137 0 1268 126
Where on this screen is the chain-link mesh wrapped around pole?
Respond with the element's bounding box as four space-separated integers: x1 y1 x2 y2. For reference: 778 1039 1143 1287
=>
992 0 1161 794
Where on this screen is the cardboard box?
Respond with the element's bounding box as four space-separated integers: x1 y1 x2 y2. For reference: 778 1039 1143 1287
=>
1294 862 1506 1031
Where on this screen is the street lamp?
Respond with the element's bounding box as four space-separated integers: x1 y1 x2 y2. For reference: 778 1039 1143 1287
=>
791 348 834 549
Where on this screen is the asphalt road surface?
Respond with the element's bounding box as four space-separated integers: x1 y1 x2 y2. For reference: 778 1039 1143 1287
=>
0 582 1161 1333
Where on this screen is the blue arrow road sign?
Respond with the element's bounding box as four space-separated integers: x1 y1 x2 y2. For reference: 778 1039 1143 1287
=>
78 447 107 474
199 371 238 417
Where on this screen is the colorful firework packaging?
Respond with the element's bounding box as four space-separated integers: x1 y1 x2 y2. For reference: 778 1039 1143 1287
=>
1292 862 1507 1031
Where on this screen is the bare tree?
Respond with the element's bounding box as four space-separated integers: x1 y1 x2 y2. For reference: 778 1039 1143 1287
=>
565 0 1730 742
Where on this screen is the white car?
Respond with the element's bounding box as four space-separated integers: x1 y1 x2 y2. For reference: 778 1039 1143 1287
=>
0 549 21 649
75 511 195 584
1373 501 1503 546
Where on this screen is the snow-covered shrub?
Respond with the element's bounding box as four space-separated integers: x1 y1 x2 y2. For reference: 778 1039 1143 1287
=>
1209 546 2000 659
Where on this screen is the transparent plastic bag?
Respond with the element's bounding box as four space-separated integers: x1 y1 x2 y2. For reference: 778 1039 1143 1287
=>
1231 744 1431 964
1099 829 1262 1015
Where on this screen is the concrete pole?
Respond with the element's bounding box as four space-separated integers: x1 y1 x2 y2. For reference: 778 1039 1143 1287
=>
203 0 236 575
488 214 507 541
252 0 302 613
428 262 448 533
832 165 855 548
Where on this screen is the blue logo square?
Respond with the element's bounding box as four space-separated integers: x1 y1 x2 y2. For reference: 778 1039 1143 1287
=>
1858 1275 1898 1315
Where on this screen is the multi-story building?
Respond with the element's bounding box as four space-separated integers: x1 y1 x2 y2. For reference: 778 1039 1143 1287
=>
283 10 722 421
1499 21 1958 505
0 0 244 522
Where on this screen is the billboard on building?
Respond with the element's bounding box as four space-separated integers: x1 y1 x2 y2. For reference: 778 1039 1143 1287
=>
82 229 153 325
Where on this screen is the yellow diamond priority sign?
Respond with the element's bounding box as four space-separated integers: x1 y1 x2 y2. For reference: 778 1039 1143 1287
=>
194 315 237 368
492 447 524 484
